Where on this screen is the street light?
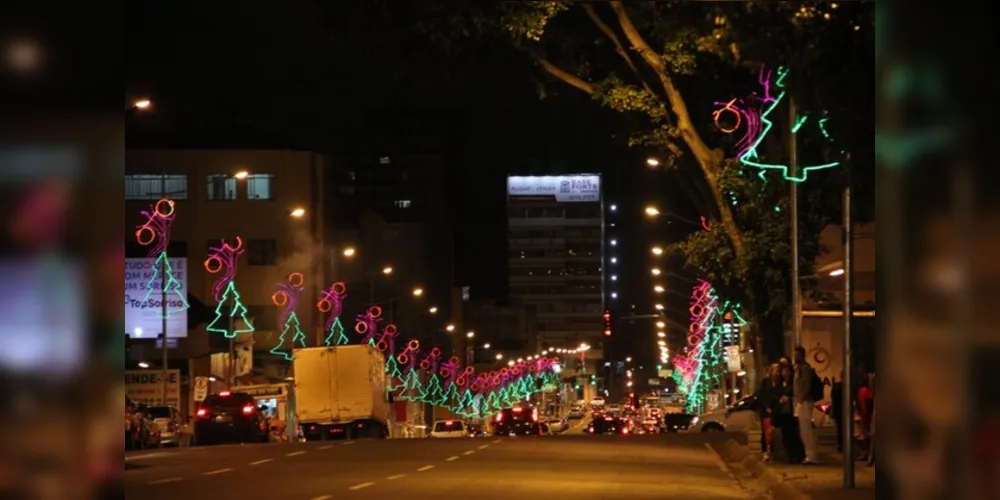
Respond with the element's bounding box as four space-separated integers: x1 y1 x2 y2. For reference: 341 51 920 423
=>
290 207 306 218
412 287 424 297
653 285 664 293
654 304 664 311
656 321 666 328
626 357 632 362
645 157 660 167
651 268 661 276
445 324 455 332
234 170 249 180
651 246 664 256
483 343 491 349
466 331 475 339
342 247 356 258
829 268 845 276
657 332 666 338
134 98 151 109
138 362 150 369
644 206 660 217
382 266 393 275
428 306 438 314
496 353 503 360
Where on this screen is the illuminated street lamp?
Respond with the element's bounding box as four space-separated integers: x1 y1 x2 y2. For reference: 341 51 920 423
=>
290 207 306 218
653 285 664 293
656 321 666 328
645 157 660 167
134 99 151 109
382 266 393 275
466 331 475 339
496 353 503 360
657 332 666 338
428 306 438 314
651 268 661 276
234 170 249 180
483 343 490 349
342 247 356 257
412 287 424 297
644 206 660 217
651 246 664 256
654 304 664 311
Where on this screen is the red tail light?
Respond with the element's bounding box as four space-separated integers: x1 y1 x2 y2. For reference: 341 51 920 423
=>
196 408 208 418
512 407 523 413
219 391 231 396
242 405 254 414
495 413 503 423
622 428 629 434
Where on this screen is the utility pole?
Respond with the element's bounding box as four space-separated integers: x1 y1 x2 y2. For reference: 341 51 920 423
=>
789 96 802 348
160 250 169 406
842 168 855 488
228 296 236 387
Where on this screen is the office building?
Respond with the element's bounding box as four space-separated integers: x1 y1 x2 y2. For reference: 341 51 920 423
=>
506 174 604 362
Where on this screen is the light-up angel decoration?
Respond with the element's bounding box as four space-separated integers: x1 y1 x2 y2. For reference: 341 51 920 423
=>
270 272 307 360
393 339 424 400
354 306 383 346
204 237 254 339
133 198 189 318
318 282 349 346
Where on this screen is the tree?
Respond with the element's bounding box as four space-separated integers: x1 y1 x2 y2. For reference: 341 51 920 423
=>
206 281 255 339
140 252 189 317
269 313 306 361
324 317 349 346
418 1 873 361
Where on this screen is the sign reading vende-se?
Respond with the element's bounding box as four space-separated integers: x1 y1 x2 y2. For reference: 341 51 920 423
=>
125 369 181 407
124 257 187 338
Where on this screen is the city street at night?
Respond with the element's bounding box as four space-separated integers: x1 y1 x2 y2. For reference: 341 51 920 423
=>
125 434 748 499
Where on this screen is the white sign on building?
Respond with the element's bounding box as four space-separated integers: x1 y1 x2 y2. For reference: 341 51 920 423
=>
507 175 601 203
125 369 181 407
124 257 188 338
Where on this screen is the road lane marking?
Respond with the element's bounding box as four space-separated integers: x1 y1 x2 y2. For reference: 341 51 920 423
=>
463 451 474 455
250 459 273 466
417 465 434 471
348 482 375 490
310 496 332 500
147 477 183 484
286 451 306 457
126 452 171 461
342 441 356 446
203 468 232 476
446 456 459 462
386 474 406 480
477 445 489 450
492 439 501 444
319 445 334 450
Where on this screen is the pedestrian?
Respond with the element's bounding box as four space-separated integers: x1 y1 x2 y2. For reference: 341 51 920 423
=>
831 369 845 453
793 346 820 464
778 356 791 368
857 372 874 462
772 365 804 463
867 373 875 467
757 363 781 462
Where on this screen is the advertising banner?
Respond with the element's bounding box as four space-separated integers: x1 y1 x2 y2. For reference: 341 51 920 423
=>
125 369 181 407
124 257 187 338
507 175 601 203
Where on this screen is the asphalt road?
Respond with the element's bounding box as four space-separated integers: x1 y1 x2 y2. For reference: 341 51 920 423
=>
125 433 749 499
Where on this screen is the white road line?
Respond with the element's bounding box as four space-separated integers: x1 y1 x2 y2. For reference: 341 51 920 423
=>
341 441 356 445
477 445 489 450
203 468 232 476
703 443 731 474
146 477 183 484
417 465 435 472
286 451 306 457
463 451 474 456
492 439 502 444
386 474 406 480
348 482 375 490
319 445 334 450
126 452 171 461
250 459 273 466
446 456 459 462
310 496 332 500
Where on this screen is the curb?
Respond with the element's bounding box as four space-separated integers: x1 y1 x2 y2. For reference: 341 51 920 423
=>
711 439 813 500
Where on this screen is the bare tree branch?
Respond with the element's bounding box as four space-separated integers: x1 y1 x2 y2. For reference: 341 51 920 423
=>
527 49 595 94
581 3 660 102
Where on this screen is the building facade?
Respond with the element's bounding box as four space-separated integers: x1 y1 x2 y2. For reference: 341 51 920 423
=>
506 174 605 364
124 149 328 390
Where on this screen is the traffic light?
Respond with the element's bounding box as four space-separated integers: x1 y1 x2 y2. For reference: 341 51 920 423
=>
603 310 612 336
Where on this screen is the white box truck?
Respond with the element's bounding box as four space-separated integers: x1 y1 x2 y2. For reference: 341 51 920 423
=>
293 345 390 440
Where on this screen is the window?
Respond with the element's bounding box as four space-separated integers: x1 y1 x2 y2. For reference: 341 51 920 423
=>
394 199 411 209
206 175 237 200
246 239 277 266
246 174 274 200
125 174 188 199
379 156 391 164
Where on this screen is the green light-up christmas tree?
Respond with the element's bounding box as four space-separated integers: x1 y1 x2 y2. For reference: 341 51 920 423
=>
141 252 189 316
324 317 350 346
205 281 254 338
396 369 423 401
385 355 403 392
420 374 447 405
270 312 307 361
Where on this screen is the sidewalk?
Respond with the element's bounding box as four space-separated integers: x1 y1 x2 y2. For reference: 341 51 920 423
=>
713 427 874 500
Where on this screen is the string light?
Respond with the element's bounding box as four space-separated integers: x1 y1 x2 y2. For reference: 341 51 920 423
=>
712 98 742 133
318 282 349 346
270 272 307 360
204 237 253 339
134 199 189 317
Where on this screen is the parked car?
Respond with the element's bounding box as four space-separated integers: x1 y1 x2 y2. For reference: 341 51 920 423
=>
567 407 586 419
125 399 161 450
145 406 184 446
546 418 568 433
430 420 467 438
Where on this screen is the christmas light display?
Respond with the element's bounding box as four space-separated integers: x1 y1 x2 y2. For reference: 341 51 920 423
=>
700 216 712 232
671 279 722 413
134 198 189 316
731 66 841 182
318 282 349 346
204 237 254 338
354 306 383 346
270 272 308 360
713 65 774 160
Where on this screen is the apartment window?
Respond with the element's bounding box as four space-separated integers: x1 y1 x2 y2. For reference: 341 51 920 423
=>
394 199 411 209
246 239 277 266
206 175 237 200
125 174 188 200
246 174 274 200
379 156 391 164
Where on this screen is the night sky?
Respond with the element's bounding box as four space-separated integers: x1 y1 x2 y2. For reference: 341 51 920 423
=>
127 1 751 358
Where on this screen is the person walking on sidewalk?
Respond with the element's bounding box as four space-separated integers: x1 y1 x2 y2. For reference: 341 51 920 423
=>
793 346 821 464
773 365 804 463
757 363 782 461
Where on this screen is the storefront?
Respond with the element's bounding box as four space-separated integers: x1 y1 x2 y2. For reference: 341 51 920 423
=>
237 383 298 442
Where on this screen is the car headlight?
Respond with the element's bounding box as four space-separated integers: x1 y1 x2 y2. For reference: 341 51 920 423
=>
691 417 699 425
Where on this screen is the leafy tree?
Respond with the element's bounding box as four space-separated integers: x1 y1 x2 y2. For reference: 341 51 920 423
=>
418 1 873 363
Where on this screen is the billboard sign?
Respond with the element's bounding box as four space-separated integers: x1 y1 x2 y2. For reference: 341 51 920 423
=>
507 175 600 203
125 369 180 407
124 257 188 338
